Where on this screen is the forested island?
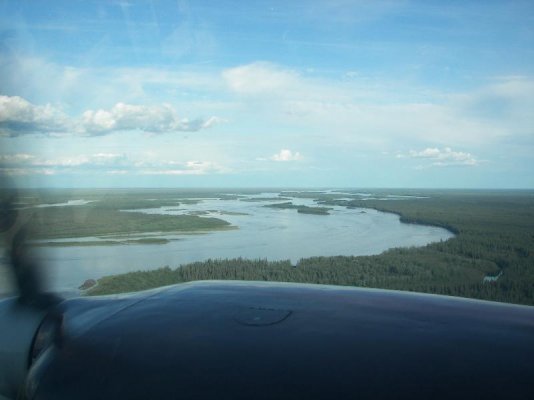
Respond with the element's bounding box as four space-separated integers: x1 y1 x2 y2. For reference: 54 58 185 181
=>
86 190 534 306
265 202 332 215
15 190 233 241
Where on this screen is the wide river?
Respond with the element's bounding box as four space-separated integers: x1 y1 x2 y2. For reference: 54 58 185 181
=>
19 192 455 294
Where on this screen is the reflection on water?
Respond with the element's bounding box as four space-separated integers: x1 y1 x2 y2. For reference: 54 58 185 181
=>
27 194 454 293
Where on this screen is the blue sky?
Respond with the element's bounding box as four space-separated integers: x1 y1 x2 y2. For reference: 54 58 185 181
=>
0 0 533 188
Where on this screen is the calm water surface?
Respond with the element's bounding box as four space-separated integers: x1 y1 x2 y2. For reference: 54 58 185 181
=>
28 194 454 292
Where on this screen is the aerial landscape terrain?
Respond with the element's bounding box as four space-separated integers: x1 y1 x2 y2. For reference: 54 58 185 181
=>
2 187 531 305
0 2 533 307
1 2 534 400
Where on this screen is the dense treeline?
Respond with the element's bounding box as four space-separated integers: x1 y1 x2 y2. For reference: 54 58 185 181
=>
89 191 534 305
265 202 332 215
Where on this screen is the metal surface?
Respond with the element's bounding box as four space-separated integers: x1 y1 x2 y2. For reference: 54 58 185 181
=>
26 281 534 399
0 299 45 399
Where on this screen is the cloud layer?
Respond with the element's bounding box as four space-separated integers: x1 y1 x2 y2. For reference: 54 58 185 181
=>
0 95 69 136
0 152 228 176
0 95 220 137
223 62 300 96
401 147 480 167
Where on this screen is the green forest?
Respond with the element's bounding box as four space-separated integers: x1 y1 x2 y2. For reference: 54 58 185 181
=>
87 190 534 306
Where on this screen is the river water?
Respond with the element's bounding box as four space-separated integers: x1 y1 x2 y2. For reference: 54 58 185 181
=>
23 193 454 293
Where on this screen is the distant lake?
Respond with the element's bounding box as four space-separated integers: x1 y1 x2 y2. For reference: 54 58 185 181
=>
27 193 454 294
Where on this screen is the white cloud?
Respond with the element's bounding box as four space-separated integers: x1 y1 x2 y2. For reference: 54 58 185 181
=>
79 103 221 135
404 147 480 167
223 62 299 95
445 76 534 143
141 169 202 176
82 103 187 135
4 56 532 149
0 153 129 177
0 168 56 176
38 153 128 167
221 64 513 153
140 160 228 175
2 56 533 179
0 95 70 136
176 116 223 132
0 152 229 176
270 149 303 162
221 64 534 148
222 62 349 106
0 153 36 164
0 95 220 137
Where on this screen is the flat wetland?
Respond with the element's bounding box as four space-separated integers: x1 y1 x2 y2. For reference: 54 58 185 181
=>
2 188 533 305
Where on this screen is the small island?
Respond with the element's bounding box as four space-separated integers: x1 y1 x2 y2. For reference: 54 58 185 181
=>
264 202 332 215
240 197 292 202
20 193 234 245
296 207 330 215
